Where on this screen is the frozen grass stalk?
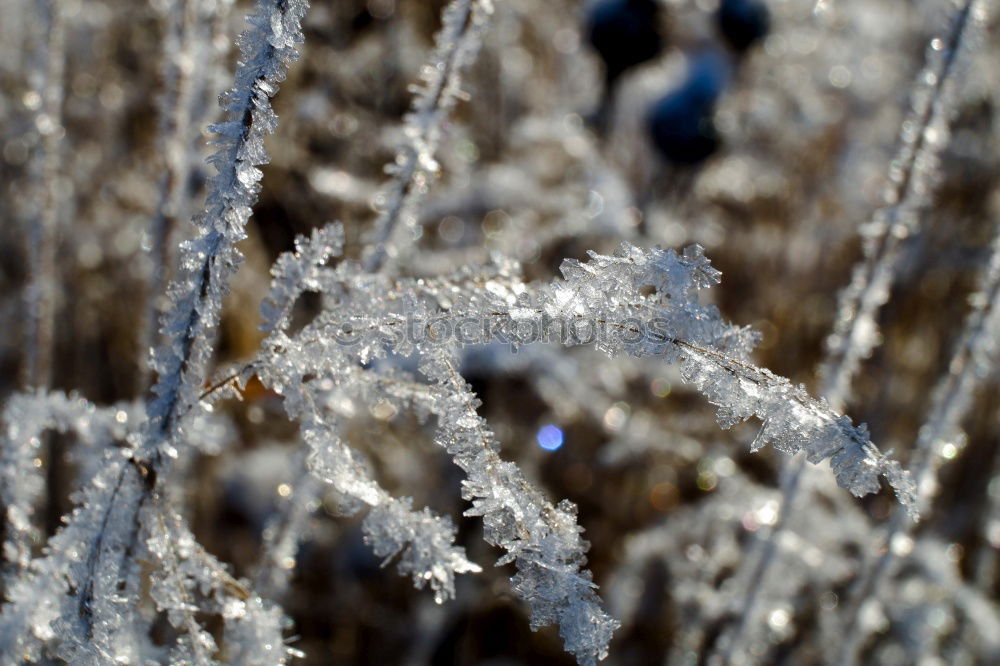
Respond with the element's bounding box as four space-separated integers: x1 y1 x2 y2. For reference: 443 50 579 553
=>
836 221 1000 666
818 0 982 409
252 234 917 662
709 1 984 661
137 0 201 392
144 0 309 457
363 0 496 273
0 0 309 660
22 0 65 392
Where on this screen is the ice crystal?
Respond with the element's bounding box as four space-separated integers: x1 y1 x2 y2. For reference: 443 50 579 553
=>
243 227 917 662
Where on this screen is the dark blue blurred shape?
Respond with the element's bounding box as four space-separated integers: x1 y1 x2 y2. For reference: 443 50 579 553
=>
647 50 731 166
715 0 770 54
586 0 664 89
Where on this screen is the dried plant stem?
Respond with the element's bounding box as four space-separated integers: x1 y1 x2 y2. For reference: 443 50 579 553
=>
711 1 982 662
22 0 66 392
363 0 495 273
138 0 200 393
0 3 309 659
142 0 308 458
835 223 1000 666
818 0 980 407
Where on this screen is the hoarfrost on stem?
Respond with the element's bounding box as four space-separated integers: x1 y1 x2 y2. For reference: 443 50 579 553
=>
145 0 309 459
246 225 917 662
363 0 496 272
0 0 310 661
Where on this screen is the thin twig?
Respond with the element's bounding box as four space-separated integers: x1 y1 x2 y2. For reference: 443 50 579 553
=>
362 0 495 273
